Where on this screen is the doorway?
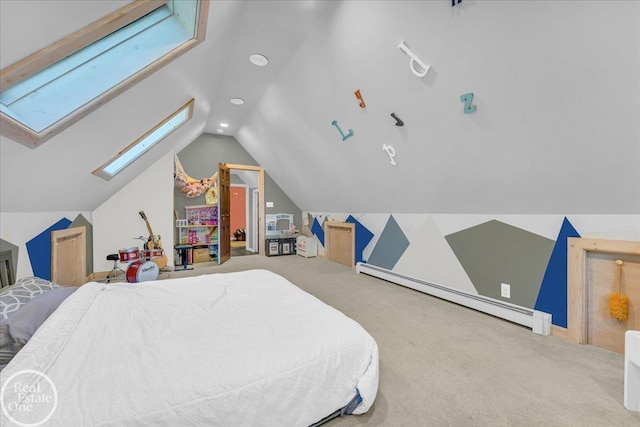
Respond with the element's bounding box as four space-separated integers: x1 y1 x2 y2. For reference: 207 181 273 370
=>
218 164 265 264
229 180 255 257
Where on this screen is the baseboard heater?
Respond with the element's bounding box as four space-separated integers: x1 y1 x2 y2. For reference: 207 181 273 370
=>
355 262 552 336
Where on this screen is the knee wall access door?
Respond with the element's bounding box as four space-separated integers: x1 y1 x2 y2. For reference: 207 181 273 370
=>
568 238 640 354
324 221 355 269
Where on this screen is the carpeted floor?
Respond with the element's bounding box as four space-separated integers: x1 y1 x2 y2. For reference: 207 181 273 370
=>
230 240 256 257
165 255 640 426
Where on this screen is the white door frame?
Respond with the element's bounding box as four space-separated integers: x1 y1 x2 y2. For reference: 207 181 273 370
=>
249 188 259 252
226 165 264 256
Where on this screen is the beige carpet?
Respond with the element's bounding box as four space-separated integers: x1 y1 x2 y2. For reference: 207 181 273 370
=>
166 255 640 426
229 240 256 257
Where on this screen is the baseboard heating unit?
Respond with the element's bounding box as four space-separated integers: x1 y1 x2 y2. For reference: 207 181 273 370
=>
355 262 552 336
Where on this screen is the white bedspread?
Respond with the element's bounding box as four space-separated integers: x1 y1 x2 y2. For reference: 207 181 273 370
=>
0 269 378 426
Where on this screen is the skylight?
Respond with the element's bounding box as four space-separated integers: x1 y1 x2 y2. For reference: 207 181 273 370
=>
0 0 208 148
93 98 194 181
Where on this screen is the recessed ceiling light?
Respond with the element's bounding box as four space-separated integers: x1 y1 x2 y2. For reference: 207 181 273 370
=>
230 98 245 105
220 123 229 128
249 54 268 66
216 128 224 134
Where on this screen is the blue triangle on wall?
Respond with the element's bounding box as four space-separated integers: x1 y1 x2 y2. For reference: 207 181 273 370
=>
26 218 72 281
534 217 580 328
311 217 325 247
366 215 410 270
345 215 374 264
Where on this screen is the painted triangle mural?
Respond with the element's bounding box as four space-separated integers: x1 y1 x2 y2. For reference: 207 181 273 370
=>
446 220 554 308
366 215 410 270
26 217 72 280
345 215 374 264
393 216 478 294
311 217 325 247
534 217 581 328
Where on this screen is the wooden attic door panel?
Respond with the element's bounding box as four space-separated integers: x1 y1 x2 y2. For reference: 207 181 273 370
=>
586 252 640 354
324 221 355 269
51 226 86 286
568 238 640 355
218 163 231 264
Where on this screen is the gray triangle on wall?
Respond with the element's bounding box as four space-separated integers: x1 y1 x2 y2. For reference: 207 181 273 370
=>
70 214 93 276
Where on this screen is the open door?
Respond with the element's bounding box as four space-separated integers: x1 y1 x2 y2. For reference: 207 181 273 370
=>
218 163 231 264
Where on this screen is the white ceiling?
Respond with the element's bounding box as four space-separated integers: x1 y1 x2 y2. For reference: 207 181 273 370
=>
1 1 639 215
0 0 334 212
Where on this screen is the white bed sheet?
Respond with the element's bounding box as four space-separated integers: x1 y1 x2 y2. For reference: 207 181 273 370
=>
0 269 378 426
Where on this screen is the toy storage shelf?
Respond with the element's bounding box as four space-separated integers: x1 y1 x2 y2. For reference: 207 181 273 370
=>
176 205 219 263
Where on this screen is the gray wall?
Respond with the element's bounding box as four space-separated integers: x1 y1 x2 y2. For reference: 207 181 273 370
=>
174 133 302 232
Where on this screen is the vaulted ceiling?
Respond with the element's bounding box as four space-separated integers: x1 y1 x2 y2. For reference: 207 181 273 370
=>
1 1 639 215
0 0 334 212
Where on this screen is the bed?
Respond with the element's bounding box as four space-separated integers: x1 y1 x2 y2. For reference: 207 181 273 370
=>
0 269 378 426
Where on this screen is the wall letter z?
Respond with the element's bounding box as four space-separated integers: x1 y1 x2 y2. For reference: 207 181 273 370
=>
460 93 476 114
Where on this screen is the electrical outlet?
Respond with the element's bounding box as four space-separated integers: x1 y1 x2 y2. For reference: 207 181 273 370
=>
501 283 511 299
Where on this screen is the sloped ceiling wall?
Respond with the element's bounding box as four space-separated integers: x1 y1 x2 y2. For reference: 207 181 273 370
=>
0 0 331 212
0 1 638 217
237 1 640 214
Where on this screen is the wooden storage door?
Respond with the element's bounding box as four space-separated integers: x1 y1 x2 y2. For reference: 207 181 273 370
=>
586 253 640 353
568 238 640 354
324 221 355 268
51 226 86 286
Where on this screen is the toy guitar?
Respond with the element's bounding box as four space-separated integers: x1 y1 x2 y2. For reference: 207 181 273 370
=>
139 211 168 269
139 211 162 249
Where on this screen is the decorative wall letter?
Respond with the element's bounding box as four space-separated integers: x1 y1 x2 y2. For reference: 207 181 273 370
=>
390 112 404 127
382 144 397 165
452 0 462 6
331 120 354 141
397 40 431 78
354 90 366 109
460 93 476 114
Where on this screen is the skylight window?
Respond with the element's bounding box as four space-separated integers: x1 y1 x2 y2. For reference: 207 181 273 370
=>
93 98 194 181
0 0 208 148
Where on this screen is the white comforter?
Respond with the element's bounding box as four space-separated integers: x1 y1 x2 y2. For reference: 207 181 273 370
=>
0 269 378 426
